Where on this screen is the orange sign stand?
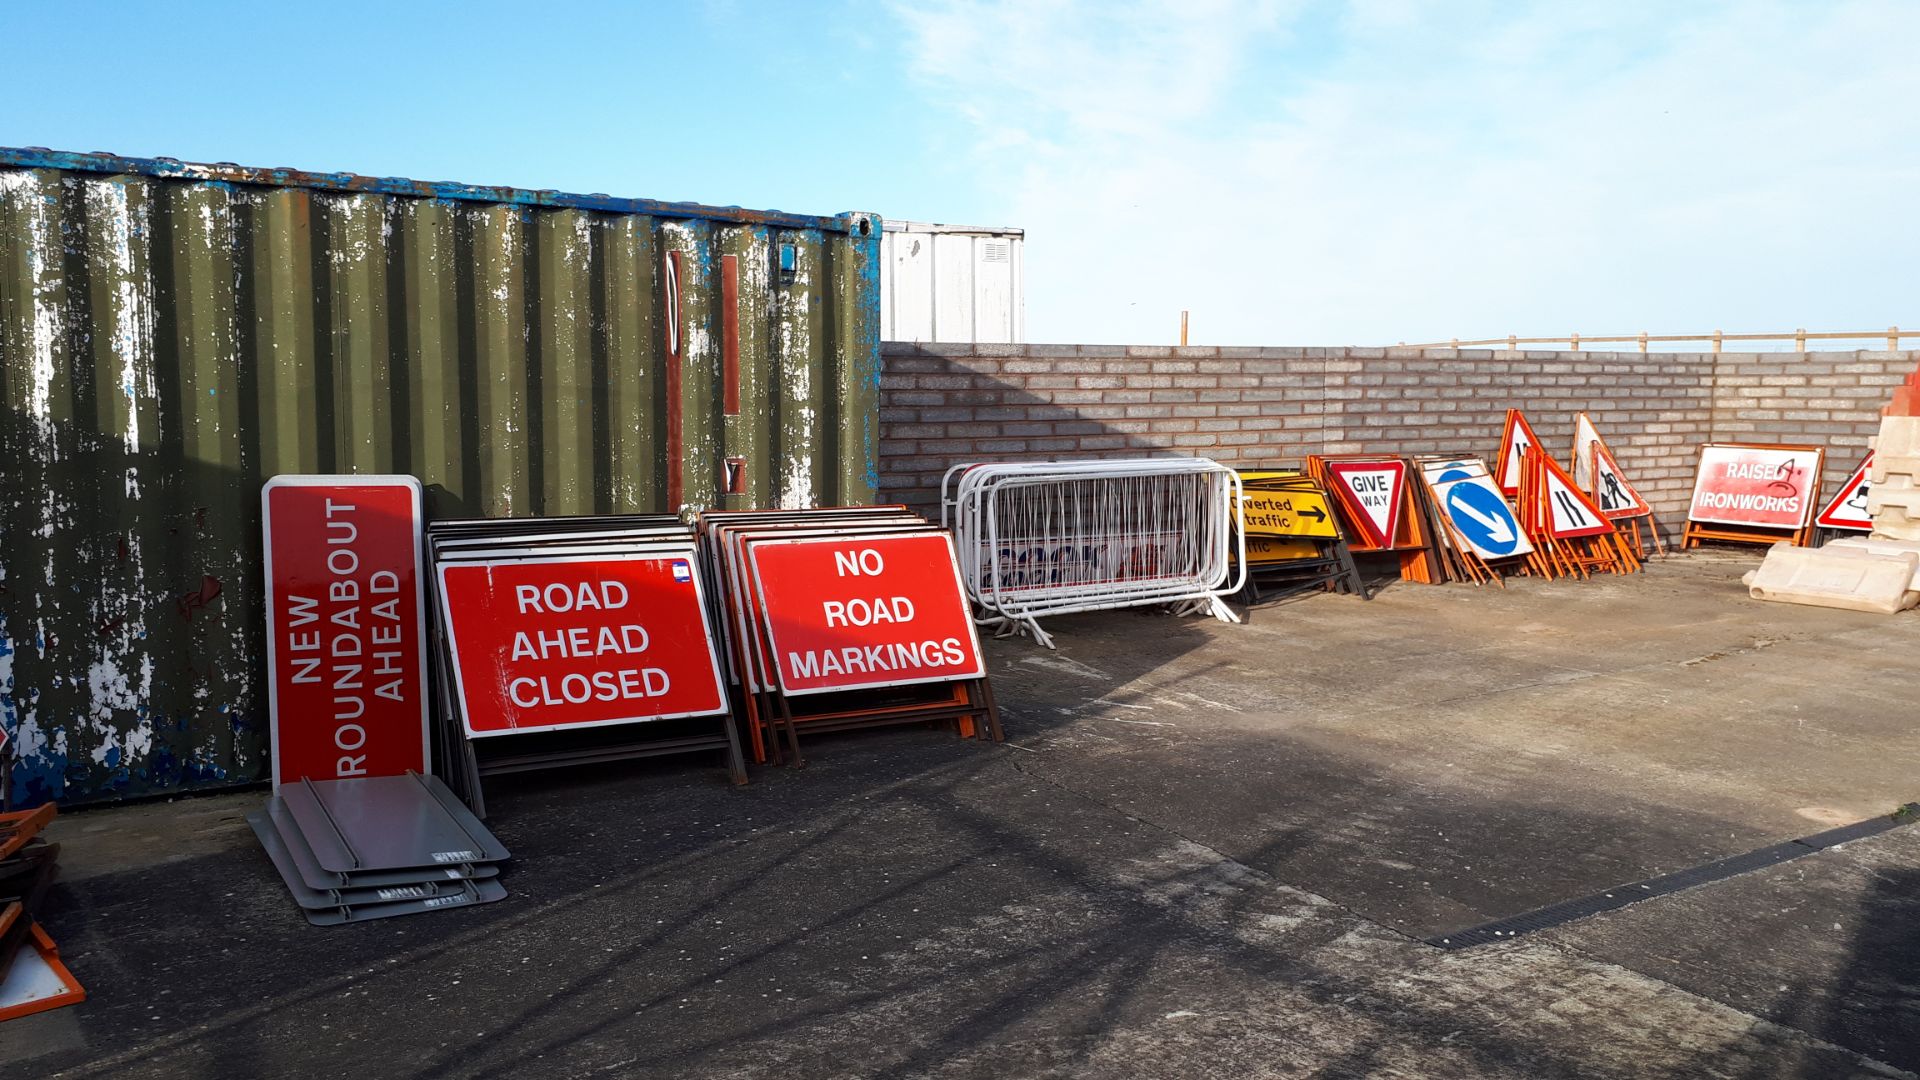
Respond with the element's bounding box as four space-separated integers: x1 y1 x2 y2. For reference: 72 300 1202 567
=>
1307 455 1441 584
1681 443 1825 550
1518 443 1640 579
1574 414 1665 559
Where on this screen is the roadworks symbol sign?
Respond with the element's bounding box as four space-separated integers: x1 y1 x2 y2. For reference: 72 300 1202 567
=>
1590 442 1651 520
1816 452 1872 531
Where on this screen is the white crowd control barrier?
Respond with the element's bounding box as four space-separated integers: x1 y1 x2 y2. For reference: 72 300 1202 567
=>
941 459 1246 648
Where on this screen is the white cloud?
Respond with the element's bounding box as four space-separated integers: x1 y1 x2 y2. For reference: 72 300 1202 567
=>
892 0 1920 346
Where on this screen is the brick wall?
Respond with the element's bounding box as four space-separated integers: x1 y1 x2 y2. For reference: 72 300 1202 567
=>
880 343 1919 534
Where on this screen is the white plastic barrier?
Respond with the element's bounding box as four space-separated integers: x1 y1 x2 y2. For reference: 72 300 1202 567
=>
940 458 1246 647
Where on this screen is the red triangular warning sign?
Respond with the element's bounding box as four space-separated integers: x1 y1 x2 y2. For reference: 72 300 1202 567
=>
1590 442 1650 521
1326 459 1407 548
1527 445 1614 539
1815 451 1873 532
1495 409 1541 496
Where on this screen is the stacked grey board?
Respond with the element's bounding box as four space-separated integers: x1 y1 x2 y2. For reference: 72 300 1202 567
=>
250 771 509 926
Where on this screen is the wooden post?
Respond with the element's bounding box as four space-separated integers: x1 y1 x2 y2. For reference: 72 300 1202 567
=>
1713 330 1723 354
1638 331 1648 353
1507 334 1517 351
1795 327 1807 351
1570 332 1580 352
1891 326 1901 352
1180 310 1189 347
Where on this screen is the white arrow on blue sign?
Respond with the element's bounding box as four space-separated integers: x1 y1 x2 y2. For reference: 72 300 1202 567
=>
1435 470 1533 560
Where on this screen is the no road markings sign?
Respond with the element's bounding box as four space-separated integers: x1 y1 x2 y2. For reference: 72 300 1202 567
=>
748 533 985 696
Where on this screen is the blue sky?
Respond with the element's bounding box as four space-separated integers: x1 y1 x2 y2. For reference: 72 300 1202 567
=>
8 1 1916 347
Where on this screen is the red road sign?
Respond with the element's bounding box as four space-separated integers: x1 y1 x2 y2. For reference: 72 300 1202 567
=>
1495 409 1542 495
1687 444 1823 530
1816 452 1873 531
263 476 429 789
748 533 985 695
437 555 727 736
1325 460 1407 548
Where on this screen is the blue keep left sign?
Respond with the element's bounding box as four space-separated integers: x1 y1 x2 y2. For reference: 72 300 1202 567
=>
1443 477 1526 558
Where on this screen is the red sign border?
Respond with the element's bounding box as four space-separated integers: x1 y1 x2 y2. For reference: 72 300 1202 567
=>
1325 459 1407 548
262 474 431 791
1588 441 1652 521
744 531 987 697
709 516 927 694
1495 409 1543 496
435 551 731 738
1686 442 1826 530
1815 451 1874 531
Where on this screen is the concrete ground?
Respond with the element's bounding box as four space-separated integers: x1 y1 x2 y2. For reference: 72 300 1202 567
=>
8 551 1919 1079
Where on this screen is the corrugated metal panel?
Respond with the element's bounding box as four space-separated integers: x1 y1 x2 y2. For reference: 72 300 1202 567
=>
880 219 1024 344
0 148 881 806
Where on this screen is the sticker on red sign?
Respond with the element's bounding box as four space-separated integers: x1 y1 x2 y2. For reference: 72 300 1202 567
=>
1815 452 1872 531
1687 444 1823 529
748 533 985 696
438 555 727 737
263 476 430 790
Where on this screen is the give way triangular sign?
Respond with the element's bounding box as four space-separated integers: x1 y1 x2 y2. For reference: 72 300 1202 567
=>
1495 409 1541 496
1815 452 1873 531
1327 460 1407 548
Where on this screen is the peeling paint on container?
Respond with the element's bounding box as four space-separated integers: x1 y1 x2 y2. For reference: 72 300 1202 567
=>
0 147 881 805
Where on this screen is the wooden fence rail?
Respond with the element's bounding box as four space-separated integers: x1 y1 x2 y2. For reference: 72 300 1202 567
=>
1397 327 1915 353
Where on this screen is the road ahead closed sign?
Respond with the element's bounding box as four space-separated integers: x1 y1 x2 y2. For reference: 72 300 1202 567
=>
749 533 985 695
438 555 727 736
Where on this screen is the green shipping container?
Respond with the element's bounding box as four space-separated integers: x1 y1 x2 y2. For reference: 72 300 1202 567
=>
0 147 882 805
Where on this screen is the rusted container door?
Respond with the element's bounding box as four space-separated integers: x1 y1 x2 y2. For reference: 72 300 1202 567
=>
0 149 880 805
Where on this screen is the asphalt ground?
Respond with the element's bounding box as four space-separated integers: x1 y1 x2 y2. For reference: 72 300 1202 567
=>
7 550 1918 1079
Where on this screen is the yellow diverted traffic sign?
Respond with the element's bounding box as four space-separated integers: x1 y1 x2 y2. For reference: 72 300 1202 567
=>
1244 536 1321 564
1238 489 1340 539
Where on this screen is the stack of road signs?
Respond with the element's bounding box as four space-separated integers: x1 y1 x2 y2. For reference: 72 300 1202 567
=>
1307 455 1442 584
699 507 1001 764
1231 471 1368 601
1518 442 1639 578
941 459 1245 648
428 514 744 814
1495 409 1544 497
1815 451 1874 539
0 804 83 1023
249 772 509 926
1683 443 1825 549
1573 413 1663 557
1415 457 1533 586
